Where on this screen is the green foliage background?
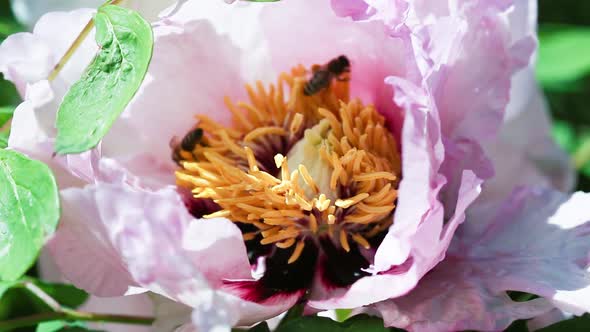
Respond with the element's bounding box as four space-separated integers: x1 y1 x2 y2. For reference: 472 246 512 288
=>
0 0 589 330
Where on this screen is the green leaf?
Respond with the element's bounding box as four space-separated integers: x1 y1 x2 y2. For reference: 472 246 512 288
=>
552 120 578 153
0 130 8 149
276 315 399 332
538 314 590 332
0 17 24 42
0 106 14 127
537 25 590 88
0 76 21 106
0 280 16 300
336 309 353 322
37 321 103 332
0 149 60 281
34 280 89 309
55 5 153 154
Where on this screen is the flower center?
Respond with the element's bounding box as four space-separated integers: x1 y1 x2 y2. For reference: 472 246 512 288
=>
174 58 401 265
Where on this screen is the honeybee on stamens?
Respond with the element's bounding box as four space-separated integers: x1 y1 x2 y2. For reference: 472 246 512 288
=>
303 55 351 96
172 127 204 164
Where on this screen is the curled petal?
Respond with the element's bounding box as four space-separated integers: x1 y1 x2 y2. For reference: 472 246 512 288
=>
0 9 97 94
483 0 574 200
459 188 590 315
308 78 485 308
375 259 554 332
415 1 535 143
47 186 139 296
330 0 410 29
376 187 590 331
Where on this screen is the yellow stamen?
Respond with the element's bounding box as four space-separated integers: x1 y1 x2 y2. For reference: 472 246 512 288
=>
335 193 370 208
243 232 258 241
298 164 319 194
288 240 306 264
340 229 351 252
174 61 401 263
352 233 371 249
244 127 288 142
276 238 296 249
204 210 231 219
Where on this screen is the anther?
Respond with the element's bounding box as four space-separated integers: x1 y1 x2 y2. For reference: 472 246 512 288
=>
339 229 351 252
288 240 306 264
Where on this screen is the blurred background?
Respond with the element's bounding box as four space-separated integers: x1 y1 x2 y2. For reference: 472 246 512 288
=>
0 0 589 331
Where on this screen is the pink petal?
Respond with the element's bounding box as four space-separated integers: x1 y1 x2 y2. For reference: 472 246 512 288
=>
481 87 575 203
376 187 590 331
47 187 139 296
0 9 96 94
330 0 372 20
315 0 536 308
10 1 102 27
308 79 485 308
57 183 296 326
459 188 590 315
375 259 554 332
151 293 194 332
330 0 410 28
38 248 153 332
482 0 574 200
259 0 418 137
5 7 246 185
102 12 247 168
527 309 572 331
81 294 154 332
416 2 535 143
8 84 106 188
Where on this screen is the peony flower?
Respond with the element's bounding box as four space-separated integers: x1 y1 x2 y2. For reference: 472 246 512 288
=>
9 0 179 28
1 0 588 331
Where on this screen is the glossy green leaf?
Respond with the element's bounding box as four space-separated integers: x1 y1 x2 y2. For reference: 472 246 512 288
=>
0 17 23 42
336 309 353 322
0 281 16 300
55 5 153 154
0 130 8 149
0 106 14 127
538 314 590 332
0 76 21 106
577 136 590 177
552 120 578 153
37 321 103 332
537 25 590 88
0 150 59 281
34 280 89 309
276 315 399 332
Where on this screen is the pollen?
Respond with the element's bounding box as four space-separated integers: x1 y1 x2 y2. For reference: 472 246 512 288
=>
175 61 401 263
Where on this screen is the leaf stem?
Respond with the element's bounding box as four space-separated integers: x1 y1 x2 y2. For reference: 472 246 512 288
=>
23 281 61 312
47 0 126 82
3 277 155 330
47 19 95 82
0 311 154 330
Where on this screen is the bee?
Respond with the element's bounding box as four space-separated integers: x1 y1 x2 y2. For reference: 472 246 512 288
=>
172 127 204 164
303 55 351 96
